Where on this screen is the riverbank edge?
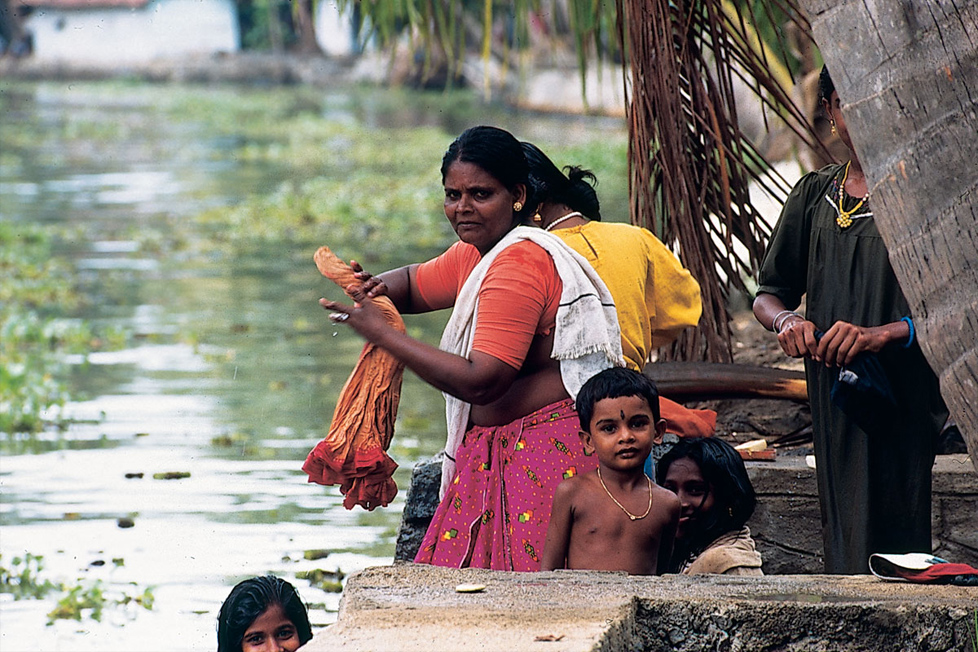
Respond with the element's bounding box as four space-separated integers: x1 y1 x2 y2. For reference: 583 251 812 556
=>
0 51 628 117
0 52 359 87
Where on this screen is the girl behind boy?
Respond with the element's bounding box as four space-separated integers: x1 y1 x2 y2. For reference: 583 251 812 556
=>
541 368 680 575
217 575 313 652
656 437 763 575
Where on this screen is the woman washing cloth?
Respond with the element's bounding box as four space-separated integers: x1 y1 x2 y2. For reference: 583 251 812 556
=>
321 126 623 571
520 142 714 445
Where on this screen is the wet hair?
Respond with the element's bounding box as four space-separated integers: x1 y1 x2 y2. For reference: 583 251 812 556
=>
655 437 757 567
818 64 836 108
576 367 660 432
440 125 529 220
522 141 602 221
217 576 313 652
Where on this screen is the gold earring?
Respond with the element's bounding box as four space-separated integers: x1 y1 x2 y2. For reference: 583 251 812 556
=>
513 201 523 212
830 121 837 134
532 212 542 224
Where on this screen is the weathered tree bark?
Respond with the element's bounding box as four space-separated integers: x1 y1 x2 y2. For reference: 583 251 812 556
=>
267 0 285 53
799 0 978 473
292 0 322 55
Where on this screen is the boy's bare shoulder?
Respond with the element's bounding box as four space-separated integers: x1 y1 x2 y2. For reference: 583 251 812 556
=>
652 482 680 501
653 483 681 513
554 471 602 506
555 471 592 495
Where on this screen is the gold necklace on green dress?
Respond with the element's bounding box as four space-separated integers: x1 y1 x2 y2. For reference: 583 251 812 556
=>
836 161 869 229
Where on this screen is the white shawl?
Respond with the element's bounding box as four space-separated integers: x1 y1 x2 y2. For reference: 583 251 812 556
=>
438 226 624 497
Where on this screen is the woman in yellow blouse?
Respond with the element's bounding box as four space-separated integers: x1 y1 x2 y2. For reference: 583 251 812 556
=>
521 142 712 446
521 142 702 370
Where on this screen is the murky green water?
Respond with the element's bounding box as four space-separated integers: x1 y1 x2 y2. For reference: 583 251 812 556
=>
0 79 627 650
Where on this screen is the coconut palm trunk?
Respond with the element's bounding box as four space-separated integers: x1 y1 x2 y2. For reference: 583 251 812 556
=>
800 0 978 473
293 0 322 54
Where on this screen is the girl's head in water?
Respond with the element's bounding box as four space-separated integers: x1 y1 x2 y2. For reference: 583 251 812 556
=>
217 576 313 652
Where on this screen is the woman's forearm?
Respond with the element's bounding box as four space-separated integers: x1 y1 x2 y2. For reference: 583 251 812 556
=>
370 326 516 404
322 280 515 404
754 291 819 359
865 319 912 349
877 319 912 346
374 265 422 313
753 293 791 332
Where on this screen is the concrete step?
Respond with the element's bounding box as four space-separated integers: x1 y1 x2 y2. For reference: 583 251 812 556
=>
304 563 976 651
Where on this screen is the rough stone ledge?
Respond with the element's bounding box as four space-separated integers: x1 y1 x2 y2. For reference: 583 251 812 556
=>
396 454 978 575
305 563 977 652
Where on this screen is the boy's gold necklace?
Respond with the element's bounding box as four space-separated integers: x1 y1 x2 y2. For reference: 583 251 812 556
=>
596 467 653 521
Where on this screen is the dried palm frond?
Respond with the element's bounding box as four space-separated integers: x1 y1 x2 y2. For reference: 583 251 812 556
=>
617 0 829 361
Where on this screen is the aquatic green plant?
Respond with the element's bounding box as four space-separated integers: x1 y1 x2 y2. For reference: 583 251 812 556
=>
296 568 345 593
152 471 192 480
46 580 155 625
193 120 628 259
1 553 155 624
167 84 628 257
0 223 77 434
47 581 108 623
0 223 127 435
0 553 60 600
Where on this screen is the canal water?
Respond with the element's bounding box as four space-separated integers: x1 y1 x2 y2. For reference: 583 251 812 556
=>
0 80 627 650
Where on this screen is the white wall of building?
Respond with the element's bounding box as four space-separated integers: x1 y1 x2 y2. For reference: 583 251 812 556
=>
25 0 239 64
315 0 355 57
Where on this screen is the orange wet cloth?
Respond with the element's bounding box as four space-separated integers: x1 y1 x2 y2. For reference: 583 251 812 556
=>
660 397 716 438
302 246 406 510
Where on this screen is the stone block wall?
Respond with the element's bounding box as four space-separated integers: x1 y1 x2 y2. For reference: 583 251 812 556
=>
395 453 978 573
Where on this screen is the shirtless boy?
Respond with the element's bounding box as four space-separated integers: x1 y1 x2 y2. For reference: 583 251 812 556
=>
541 367 680 575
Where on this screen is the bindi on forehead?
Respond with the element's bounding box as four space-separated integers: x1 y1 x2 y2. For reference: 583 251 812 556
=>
620 409 626 420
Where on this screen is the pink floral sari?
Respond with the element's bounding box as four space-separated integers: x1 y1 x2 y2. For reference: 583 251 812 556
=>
414 398 596 571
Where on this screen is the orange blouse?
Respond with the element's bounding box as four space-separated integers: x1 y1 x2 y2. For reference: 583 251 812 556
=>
416 241 561 369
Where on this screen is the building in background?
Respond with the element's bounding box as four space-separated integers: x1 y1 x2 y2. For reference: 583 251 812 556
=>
15 0 239 64
314 0 358 57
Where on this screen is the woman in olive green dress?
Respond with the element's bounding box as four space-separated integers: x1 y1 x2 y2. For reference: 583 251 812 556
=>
752 66 947 574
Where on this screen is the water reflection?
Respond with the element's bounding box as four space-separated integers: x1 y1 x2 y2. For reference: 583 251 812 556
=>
0 80 626 650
